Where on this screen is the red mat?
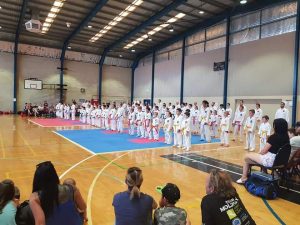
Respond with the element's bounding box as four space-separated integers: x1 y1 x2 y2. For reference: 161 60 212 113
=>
130 137 165 143
28 118 88 127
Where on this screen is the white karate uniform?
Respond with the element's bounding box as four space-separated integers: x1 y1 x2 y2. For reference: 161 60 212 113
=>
59 104 64 119
71 104 76 121
95 108 101 127
275 107 289 123
173 114 183 147
104 109 110 130
258 122 271 152
217 108 225 125
128 112 136 135
116 107 125 133
233 109 246 141
182 117 192 150
86 107 91 124
152 117 160 140
144 112 152 139
255 108 263 128
164 117 173 144
244 116 256 150
220 116 230 145
199 107 211 142
91 109 96 126
55 103 61 118
209 114 218 138
135 111 145 137
110 108 117 131
81 109 87 124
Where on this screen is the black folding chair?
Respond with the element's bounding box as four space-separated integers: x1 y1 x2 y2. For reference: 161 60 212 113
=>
249 143 291 181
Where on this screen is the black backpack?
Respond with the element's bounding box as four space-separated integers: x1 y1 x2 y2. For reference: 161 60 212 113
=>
16 200 35 225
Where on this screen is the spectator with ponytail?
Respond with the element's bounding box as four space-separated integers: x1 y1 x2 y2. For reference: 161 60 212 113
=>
113 167 157 225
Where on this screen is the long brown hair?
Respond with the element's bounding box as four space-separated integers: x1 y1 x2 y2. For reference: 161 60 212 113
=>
208 169 237 198
126 167 143 200
0 179 15 213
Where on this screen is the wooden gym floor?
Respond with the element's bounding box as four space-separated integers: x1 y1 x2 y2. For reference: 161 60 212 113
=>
0 115 299 225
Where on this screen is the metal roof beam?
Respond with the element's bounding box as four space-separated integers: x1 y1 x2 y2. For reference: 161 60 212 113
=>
104 0 187 53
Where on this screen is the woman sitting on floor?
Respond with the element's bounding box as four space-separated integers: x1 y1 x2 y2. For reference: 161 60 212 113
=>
201 169 256 225
236 118 290 184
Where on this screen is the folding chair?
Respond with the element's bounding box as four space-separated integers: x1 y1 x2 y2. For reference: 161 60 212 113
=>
248 143 291 182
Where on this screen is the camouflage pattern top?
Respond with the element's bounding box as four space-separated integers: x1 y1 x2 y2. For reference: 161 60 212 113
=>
153 207 187 225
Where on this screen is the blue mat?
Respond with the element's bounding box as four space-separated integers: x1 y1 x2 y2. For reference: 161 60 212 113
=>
55 129 220 154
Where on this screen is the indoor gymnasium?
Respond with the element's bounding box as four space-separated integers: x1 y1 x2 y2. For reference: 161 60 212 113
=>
0 0 300 225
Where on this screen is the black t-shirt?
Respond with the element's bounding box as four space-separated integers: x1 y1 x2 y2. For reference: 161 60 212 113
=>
201 193 256 225
267 134 289 154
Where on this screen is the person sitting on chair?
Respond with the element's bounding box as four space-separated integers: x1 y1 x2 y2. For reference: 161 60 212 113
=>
236 118 290 184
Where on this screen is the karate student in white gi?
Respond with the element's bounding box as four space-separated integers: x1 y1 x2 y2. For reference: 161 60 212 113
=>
199 100 211 142
164 111 173 144
244 109 256 151
275 101 289 123
182 111 192 151
71 102 76 121
258 115 271 152
128 108 136 136
152 112 160 141
232 105 246 142
173 108 183 148
220 111 230 147
144 107 152 139
110 104 117 131
116 103 125 133
254 103 263 129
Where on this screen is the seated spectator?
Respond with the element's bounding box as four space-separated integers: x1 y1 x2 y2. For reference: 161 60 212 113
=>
289 124 300 160
201 170 256 225
237 118 290 184
0 179 18 225
29 161 86 225
113 167 157 225
63 178 87 222
153 183 191 225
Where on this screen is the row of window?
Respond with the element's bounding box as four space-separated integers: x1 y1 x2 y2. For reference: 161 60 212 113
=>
141 1 297 66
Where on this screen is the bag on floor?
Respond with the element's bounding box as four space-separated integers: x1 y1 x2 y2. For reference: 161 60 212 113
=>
244 174 279 200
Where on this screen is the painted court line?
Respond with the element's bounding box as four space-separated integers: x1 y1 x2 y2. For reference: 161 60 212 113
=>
59 154 96 179
174 154 243 176
27 119 46 127
87 152 130 225
53 131 96 155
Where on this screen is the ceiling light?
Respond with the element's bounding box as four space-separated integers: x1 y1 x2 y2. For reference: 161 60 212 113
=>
88 25 92 28
176 13 186 19
0 6 2 9
199 10 204 14
67 46 71 49
48 13 57 18
0 26 2 29
240 0 247 4
89 1 144 43
124 12 185 49
66 22 71 28
119 54 123 58
53 1 64 8
131 49 136 52
50 7 60 13
43 22 51 27
45 18 54 23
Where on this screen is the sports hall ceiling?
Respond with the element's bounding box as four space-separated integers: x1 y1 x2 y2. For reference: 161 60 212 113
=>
0 0 254 60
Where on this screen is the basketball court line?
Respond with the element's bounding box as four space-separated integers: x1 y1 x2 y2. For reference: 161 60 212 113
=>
17 131 37 156
87 152 130 225
27 118 46 127
28 118 92 128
